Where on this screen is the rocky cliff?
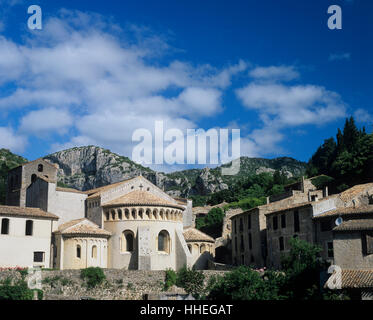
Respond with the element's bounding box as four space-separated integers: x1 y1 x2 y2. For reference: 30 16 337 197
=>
43 146 307 197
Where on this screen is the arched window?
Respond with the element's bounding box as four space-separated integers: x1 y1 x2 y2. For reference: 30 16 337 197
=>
76 245 81 258
118 210 122 220
111 210 116 220
25 220 33 236
92 245 97 258
200 244 206 254
122 230 134 252
157 230 170 253
31 174 37 183
38 164 44 172
105 212 109 221
1 218 9 235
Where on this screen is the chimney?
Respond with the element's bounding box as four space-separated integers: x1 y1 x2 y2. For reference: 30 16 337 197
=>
323 186 329 198
266 196 270 204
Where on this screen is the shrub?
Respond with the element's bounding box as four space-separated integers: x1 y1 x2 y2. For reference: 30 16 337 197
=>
164 269 177 291
0 279 34 300
176 266 205 299
80 267 106 289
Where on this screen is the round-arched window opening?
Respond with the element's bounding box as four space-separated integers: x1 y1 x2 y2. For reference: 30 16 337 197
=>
76 245 81 258
38 164 44 172
92 245 97 259
122 230 134 252
157 230 170 254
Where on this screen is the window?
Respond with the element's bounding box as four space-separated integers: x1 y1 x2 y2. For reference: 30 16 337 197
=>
327 242 333 258
105 212 109 221
294 210 300 233
273 216 278 230
31 174 37 183
37 164 43 172
321 220 332 232
33 252 44 263
240 235 244 252
122 230 134 252
118 210 122 220
92 246 97 259
239 218 243 232
248 233 252 250
247 215 251 230
279 237 284 251
1 218 9 235
187 244 192 254
234 220 237 234
76 245 81 258
200 244 206 253
241 255 245 265
281 214 286 228
25 220 33 236
250 255 255 263
158 230 170 253
362 232 373 256
234 237 238 252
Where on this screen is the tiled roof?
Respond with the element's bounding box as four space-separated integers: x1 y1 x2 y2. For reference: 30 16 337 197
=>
102 190 184 209
0 205 59 220
85 177 137 198
341 270 373 288
183 227 215 242
339 183 373 203
55 218 111 237
333 218 373 232
264 201 312 216
56 187 86 194
313 206 373 220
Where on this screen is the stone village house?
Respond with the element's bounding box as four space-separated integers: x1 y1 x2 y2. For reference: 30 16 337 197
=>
0 159 214 270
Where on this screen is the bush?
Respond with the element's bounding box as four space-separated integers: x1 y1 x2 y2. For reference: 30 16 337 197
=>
176 266 205 299
80 267 106 289
0 278 34 300
164 269 177 291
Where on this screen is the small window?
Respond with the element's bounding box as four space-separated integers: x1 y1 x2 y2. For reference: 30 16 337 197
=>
240 235 244 252
239 218 243 232
241 255 245 265
76 245 81 258
37 164 43 172
1 218 9 235
294 210 300 233
105 212 109 221
311 195 317 201
250 255 255 263
273 216 278 230
321 220 332 232
158 230 170 253
281 214 286 228
234 220 237 234
248 233 252 250
33 252 44 263
247 215 251 230
122 230 134 252
25 220 33 236
234 237 238 252
327 242 334 258
200 244 206 253
279 237 284 251
92 246 97 259
362 232 373 256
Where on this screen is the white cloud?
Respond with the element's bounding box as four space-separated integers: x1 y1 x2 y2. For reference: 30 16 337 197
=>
354 108 373 124
0 127 27 152
19 107 73 135
249 65 299 82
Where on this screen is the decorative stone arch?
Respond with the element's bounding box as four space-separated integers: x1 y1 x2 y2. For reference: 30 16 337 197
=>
131 208 137 220
76 244 82 258
193 243 199 253
117 209 123 220
166 209 170 220
121 230 135 252
92 245 97 259
159 209 165 220
157 230 171 254
200 243 206 254
152 208 158 220
124 208 130 220
138 208 144 220
146 208 152 220
111 209 116 221
104 211 109 221
187 244 192 254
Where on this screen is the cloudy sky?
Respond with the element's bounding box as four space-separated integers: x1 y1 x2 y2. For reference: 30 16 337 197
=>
0 0 372 171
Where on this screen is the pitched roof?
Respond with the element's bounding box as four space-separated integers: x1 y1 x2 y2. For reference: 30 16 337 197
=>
12 158 58 170
102 190 184 209
264 201 312 216
313 206 373 220
55 218 111 237
84 177 138 198
339 183 373 203
183 227 215 242
56 187 86 194
333 218 373 232
0 205 59 220
341 270 373 288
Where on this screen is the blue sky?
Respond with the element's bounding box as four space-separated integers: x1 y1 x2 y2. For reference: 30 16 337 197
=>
0 0 372 171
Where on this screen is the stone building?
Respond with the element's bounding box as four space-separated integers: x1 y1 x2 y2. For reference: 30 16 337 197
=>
0 205 58 268
324 206 373 299
231 177 373 269
1 159 213 271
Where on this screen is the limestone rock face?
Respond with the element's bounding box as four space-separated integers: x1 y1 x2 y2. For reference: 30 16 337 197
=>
43 146 306 197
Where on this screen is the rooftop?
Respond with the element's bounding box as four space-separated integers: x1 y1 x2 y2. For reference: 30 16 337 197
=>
333 218 373 232
55 218 111 237
313 205 373 220
183 227 215 242
0 205 59 220
341 270 373 289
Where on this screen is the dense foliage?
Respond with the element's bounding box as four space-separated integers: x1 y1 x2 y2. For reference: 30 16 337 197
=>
307 117 373 192
0 149 27 204
206 239 349 300
195 207 225 238
0 278 35 300
80 267 106 288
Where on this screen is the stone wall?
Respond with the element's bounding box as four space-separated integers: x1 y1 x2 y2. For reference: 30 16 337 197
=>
0 269 227 300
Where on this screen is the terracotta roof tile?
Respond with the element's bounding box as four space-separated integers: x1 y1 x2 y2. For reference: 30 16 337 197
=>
0 205 59 220
102 190 184 209
183 227 215 242
341 270 373 288
55 218 111 237
313 206 373 220
333 218 373 232
339 183 373 203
